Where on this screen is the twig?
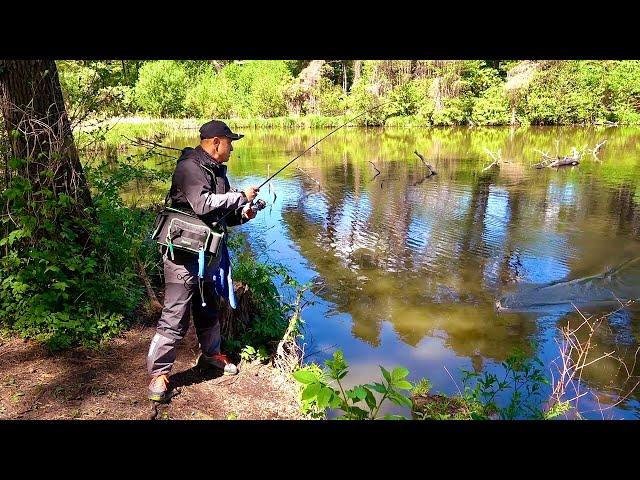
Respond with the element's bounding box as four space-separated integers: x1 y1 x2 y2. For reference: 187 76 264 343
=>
443 365 463 398
122 135 182 152
302 344 338 361
136 261 162 310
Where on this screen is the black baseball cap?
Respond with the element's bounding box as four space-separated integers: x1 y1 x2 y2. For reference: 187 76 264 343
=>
199 120 244 141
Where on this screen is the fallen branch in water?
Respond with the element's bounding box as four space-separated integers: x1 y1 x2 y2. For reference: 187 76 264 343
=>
414 150 437 176
482 148 502 172
533 140 605 169
533 147 581 169
589 139 607 161
368 160 381 180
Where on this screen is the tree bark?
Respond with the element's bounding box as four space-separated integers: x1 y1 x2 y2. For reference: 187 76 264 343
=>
353 60 362 87
0 60 93 209
342 60 348 93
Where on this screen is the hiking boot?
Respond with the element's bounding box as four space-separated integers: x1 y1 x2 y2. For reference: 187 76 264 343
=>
148 374 170 402
195 352 239 375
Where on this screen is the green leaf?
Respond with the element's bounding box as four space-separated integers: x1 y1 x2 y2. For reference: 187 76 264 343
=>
394 380 413 390
354 386 367 400
316 387 333 410
293 369 319 385
369 382 387 394
329 394 342 409
8 157 25 169
382 414 407 420
346 406 369 419
52 281 68 291
391 367 409 383
380 366 391 384
302 382 321 401
388 391 413 409
364 389 377 411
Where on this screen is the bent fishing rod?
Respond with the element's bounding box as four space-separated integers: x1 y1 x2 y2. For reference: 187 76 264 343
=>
217 100 395 222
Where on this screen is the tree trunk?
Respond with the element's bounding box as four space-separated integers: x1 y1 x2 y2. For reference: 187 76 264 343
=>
342 60 348 93
353 60 362 88
0 60 93 209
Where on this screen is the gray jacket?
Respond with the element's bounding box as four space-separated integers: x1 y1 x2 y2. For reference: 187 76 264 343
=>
169 145 248 227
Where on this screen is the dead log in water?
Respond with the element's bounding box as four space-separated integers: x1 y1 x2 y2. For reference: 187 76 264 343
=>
482 148 502 171
533 148 581 169
414 150 437 176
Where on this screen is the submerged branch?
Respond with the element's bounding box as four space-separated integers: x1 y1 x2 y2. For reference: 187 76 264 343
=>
482 148 502 171
414 150 437 176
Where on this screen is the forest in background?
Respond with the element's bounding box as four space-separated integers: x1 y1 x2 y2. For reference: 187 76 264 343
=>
58 60 640 126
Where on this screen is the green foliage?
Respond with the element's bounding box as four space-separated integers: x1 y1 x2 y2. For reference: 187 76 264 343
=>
459 347 549 420
347 80 385 126
237 61 293 118
605 61 640 124
312 78 347 116
432 98 471 126
295 348 571 421
239 344 269 363
382 81 420 120
225 235 303 355
0 155 167 351
183 66 219 118
411 378 432 397
57 60 141 118
523 61 609 125
471 85 511 125
293 349 413 419
60 60 640 126
133 61 189 117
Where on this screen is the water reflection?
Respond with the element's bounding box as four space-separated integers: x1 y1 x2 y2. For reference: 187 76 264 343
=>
109 125 640 417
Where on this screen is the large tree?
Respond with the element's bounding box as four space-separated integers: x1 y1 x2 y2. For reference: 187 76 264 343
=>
0 60 93 210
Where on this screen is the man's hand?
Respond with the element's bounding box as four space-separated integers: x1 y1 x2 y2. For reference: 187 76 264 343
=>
242 203 257 220
243 186 260 202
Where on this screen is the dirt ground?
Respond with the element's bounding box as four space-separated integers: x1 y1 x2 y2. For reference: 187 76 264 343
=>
0 325 303 420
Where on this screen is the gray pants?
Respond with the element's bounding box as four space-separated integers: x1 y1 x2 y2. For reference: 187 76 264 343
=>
147 250 222 377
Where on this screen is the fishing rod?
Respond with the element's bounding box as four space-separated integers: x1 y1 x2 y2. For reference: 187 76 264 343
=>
217 100 394 222
256 100 393 190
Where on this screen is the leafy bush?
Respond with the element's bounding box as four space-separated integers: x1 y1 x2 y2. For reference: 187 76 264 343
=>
183 66 218 118
606 60 640 124
347 80 385 126
0 156 166 351
293 349 414 420
523 61 608 125
58 60 139 118
471 85 511 125
313 78 347 116
133 61 189 117
431 97 471 126
225 235 297 352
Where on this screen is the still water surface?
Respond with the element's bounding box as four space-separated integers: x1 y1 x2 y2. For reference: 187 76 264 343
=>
116 126 640 418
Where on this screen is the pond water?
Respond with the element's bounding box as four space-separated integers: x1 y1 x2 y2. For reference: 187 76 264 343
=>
112 125 640 419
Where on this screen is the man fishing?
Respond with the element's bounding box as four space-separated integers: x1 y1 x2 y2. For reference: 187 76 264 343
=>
147 120 260 402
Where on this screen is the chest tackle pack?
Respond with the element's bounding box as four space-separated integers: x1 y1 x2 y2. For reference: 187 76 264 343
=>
150 207 225 260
